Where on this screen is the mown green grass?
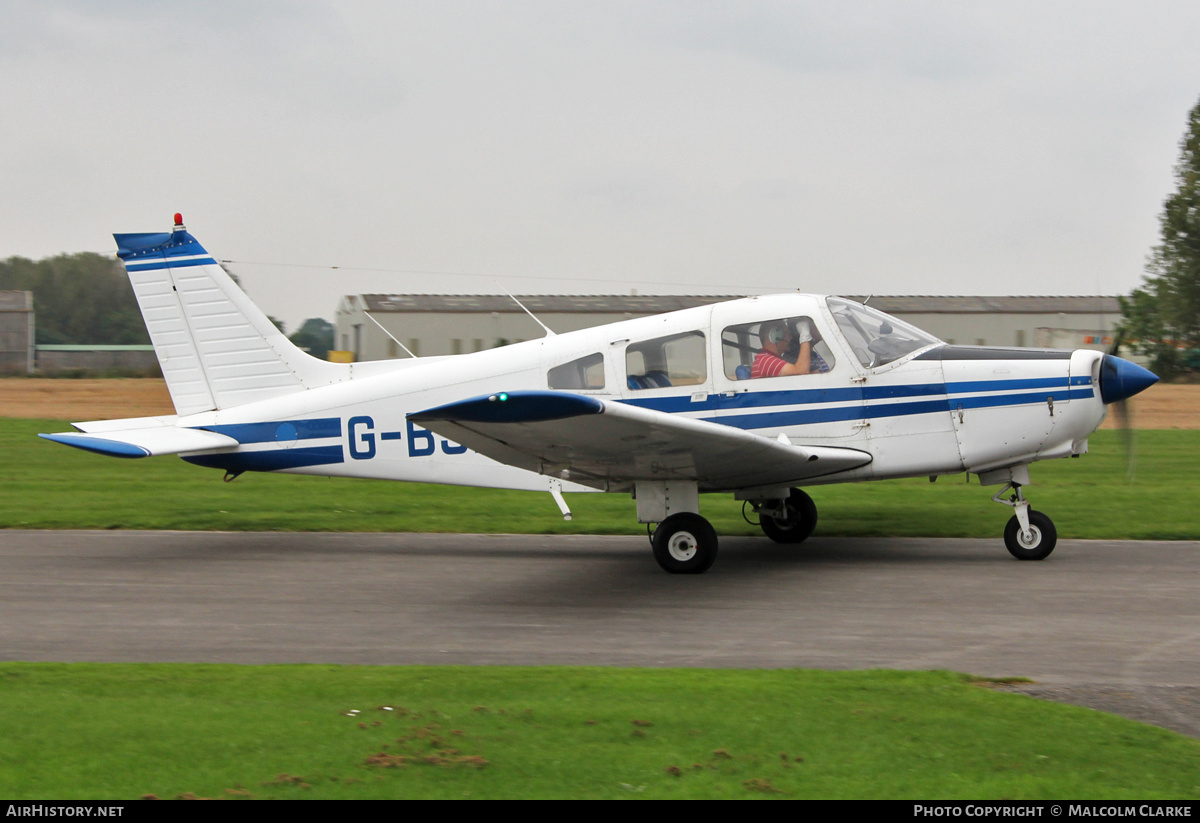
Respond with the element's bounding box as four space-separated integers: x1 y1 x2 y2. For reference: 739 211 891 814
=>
5 418 1199 538
6 425 1200 800
1 664 1197 800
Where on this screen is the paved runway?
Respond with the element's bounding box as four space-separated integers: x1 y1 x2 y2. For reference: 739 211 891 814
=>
3 531 1198 735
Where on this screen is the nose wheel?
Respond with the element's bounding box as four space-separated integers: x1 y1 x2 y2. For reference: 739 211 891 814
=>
993 482 1057 560
1003 510 1057 560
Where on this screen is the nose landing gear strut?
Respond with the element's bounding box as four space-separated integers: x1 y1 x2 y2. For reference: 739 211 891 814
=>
992 481 1057 560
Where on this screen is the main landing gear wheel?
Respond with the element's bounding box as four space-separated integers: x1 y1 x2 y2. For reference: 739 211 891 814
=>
652 512 718 574
1003 510 1057 560
759 488 818 544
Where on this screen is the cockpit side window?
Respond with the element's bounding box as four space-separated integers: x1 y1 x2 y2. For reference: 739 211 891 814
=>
625 331 706 390
548 352 605 390
722 316 835 380
827 298 940 368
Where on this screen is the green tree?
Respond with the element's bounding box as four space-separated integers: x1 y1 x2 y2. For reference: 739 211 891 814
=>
1121 96 1200 376
289 317 334 359
0 252 149 345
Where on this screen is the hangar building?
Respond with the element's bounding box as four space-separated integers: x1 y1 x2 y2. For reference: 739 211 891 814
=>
334 294 1122 363
0 291 34 374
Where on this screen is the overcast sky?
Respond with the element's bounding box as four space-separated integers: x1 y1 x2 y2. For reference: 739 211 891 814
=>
2 1 1198 330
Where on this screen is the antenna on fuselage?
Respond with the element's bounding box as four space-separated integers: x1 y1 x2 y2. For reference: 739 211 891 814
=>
363 312 418 358
503 288 556 337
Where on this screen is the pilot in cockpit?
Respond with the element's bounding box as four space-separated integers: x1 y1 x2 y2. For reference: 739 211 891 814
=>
750 318 830 379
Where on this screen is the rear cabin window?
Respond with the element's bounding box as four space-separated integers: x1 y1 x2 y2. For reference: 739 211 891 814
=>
722 316 835 380
625 331 707 390
548 353 605 390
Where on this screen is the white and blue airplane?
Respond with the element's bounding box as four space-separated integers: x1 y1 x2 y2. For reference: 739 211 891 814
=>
41 215 1159 573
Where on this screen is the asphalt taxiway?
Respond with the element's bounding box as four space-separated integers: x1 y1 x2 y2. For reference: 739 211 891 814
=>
3 531 1198 735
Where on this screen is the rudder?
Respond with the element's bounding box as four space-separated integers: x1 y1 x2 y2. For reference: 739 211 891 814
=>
116 215 348 415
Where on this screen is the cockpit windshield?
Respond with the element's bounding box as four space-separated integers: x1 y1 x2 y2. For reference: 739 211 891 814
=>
827 298 941 368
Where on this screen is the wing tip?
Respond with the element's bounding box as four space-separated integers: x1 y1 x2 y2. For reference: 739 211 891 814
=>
39 432 151 458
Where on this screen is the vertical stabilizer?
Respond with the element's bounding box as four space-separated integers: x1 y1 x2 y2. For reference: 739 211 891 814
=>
115 216 348 415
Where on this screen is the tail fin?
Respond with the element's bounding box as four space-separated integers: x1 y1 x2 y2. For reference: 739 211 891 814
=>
116 215 349 415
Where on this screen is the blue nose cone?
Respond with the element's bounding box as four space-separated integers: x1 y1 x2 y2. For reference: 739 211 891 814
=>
1100 355 1159 405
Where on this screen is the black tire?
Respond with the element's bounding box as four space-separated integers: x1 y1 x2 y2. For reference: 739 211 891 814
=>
759 488 818 544
652 513 718 574
1003 510 1057 560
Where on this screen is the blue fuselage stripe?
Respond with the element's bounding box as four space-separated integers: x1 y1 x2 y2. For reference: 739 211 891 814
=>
954 388 1094 410
624 376 1091 415
703 398 950 429
184 377 1094 471
186 418 346 471
200 418 342 444
620 376 1095 431
699 388 1094 430
626 386 861 413
946 376 1091 393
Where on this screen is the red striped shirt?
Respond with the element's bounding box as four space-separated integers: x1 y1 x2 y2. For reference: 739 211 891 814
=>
751 352 787 379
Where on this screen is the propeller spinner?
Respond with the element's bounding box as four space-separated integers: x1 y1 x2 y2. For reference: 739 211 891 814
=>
1099 355 1159 405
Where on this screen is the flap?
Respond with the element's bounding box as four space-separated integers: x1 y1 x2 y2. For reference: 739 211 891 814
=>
409 390 871 492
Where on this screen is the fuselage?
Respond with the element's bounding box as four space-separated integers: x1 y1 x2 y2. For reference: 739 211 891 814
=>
171 294 1112 494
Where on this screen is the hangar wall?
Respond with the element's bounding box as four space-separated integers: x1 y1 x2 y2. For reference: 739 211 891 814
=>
335 294 1122 362
0 291 34 375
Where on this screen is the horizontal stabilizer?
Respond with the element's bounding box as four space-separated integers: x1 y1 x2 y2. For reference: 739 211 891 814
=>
39 426 238 459
71 415 179 433
410 390 872 491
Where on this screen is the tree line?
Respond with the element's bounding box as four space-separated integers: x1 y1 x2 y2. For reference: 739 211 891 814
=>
0 252 149 345
1122 96 1200 377
0 252 333 357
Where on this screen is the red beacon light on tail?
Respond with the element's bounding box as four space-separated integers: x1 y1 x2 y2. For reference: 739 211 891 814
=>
173 213 184 228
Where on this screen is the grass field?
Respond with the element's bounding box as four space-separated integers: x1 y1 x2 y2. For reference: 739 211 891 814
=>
2 664 1198 800
7 418 1199 800
5 418 1199 539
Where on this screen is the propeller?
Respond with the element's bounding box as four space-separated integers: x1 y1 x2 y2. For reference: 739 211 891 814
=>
1098 330 1158 479
1108 331 1134 478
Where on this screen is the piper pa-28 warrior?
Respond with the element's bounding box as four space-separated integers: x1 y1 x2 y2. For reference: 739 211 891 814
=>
42 216 1159 573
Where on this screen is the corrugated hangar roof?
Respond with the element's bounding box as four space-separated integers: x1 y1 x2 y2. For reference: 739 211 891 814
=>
847 296 1121 313
356 294 1121 314
358 294 741 313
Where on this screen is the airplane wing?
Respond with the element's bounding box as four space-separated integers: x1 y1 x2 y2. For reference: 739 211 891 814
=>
409 390 871 492
39 416 238 458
